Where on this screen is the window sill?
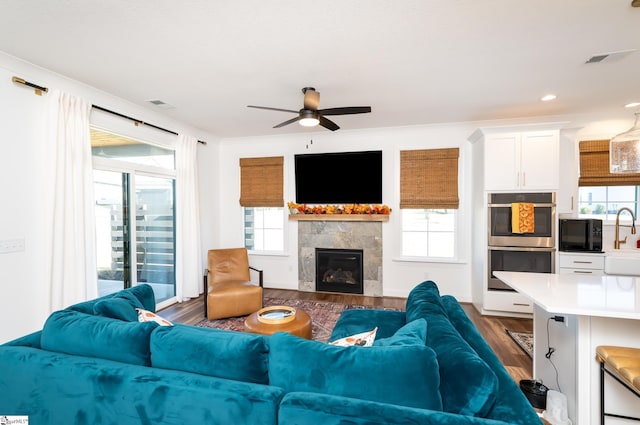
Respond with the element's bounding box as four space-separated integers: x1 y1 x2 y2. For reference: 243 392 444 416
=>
393 256 466 265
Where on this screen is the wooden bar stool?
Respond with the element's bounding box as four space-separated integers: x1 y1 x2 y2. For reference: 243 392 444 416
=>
595 346 640 424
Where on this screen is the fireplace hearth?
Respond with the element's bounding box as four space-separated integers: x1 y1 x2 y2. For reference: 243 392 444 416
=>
315 248 363 294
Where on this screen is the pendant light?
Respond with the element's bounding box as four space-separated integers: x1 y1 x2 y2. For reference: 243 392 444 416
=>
610 111 640 173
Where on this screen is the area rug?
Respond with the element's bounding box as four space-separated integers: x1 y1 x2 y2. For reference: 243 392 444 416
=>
506 329 533 359
195 297 402 342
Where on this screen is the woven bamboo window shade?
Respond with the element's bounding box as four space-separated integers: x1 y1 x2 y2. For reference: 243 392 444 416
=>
239 156 284 207
400 148 459 209
578 140 640 186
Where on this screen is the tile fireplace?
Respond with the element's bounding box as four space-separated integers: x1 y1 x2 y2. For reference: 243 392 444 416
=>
297 221 382 296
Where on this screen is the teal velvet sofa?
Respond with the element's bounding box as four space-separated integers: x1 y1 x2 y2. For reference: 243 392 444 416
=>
0 284 284 425
0 281 541 425
281 280 542 425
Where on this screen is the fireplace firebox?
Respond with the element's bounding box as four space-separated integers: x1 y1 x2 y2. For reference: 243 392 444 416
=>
315 248 363 294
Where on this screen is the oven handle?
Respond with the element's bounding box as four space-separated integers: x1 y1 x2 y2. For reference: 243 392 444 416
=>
488 203 556 208
488 246 556 252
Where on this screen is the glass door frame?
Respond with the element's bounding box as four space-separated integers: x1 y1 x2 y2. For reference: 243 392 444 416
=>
93 156 177 310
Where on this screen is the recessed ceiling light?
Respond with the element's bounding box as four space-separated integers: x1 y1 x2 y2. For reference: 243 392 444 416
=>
541 94 557 102
625 102 640 108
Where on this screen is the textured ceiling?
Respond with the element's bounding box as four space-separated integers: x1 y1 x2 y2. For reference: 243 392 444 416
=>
1 0 639 138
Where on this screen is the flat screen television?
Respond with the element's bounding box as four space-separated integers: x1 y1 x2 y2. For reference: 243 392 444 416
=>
294 150 382 204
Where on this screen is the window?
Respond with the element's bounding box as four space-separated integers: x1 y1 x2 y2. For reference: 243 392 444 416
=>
91 129 175 169
239 156 285 252
244 207 285 251
400 148 459 259
578 186 639 221
92 129 176 306
578 140 640 222
402 209 456 258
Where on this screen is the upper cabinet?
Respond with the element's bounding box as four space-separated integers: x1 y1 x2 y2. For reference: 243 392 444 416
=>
471 127 561 191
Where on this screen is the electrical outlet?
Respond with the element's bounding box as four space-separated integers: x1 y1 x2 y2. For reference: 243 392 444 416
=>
0 238 25 254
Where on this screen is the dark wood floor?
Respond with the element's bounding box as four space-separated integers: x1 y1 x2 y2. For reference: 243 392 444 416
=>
160 289 533 384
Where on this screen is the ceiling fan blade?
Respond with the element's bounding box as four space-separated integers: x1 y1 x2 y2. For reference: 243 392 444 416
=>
303 89 320 110
273 115 302 128
318 106 372 116
247 105 298 114
319 115 340 131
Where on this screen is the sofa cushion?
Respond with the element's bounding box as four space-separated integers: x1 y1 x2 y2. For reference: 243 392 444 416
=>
67 284 156 315
269 332 443 411
93 291 144 321
41 310 157 366
330 309 406 342
406 280 498 417
0 346 284 425
150 324 269 384
374 318 427 346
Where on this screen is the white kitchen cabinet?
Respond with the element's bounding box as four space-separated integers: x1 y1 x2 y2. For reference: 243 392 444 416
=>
483 131 559 191
469 123 566 317
558 252 605 276
556 129 579 214
482 290 533 314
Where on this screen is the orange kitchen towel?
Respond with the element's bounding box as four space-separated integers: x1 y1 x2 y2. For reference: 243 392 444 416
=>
512 203 535 233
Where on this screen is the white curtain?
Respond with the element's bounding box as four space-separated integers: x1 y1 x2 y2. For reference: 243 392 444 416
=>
175 134 203 301
44 90 97 312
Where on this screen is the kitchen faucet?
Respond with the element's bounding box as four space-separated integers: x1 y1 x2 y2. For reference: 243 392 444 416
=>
613 207 637 249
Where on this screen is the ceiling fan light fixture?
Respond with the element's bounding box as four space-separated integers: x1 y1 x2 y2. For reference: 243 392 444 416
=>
299 110 320 127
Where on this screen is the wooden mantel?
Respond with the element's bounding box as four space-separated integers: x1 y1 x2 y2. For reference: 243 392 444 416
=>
288 214 389 222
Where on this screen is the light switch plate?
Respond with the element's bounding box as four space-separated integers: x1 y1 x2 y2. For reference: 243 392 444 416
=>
0 238 25 254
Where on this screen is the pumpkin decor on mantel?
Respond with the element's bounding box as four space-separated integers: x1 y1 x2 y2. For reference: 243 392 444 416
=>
287 202 391 215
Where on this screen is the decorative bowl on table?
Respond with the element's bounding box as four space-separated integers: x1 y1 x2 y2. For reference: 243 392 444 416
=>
256 306 297 324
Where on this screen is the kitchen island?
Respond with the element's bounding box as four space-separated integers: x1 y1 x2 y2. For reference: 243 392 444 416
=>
494 271 640 425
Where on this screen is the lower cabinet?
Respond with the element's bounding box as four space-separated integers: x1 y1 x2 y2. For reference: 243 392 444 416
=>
483 290 533 314
558 252 605 275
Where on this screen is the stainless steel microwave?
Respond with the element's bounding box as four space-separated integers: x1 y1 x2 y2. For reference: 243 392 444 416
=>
559 219 603 253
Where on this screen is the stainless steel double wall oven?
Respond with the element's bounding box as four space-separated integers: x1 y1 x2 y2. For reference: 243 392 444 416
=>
488 192 556 291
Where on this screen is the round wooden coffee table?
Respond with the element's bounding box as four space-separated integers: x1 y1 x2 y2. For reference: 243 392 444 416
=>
244 306 312 339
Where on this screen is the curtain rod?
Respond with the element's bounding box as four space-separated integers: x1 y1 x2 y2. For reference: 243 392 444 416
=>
11 76 207 145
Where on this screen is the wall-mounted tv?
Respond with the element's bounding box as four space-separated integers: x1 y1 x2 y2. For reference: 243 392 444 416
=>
294 150 382 204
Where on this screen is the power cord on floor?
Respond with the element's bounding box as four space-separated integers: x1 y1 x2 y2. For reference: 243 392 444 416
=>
545 317 562 393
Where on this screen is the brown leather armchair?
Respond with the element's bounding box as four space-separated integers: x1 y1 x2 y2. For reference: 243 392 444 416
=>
204 248 263 320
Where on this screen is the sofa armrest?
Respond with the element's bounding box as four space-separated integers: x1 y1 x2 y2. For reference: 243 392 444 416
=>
2 330 42 348
440 296 542 425
278 392 525 425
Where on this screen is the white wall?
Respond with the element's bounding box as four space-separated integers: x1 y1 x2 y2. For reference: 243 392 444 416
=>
0 52 218 343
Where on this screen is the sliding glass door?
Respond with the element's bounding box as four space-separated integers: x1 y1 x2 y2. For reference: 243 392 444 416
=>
92 128 176 306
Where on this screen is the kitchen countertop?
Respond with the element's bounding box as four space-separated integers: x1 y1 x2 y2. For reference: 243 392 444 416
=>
493 271 640 320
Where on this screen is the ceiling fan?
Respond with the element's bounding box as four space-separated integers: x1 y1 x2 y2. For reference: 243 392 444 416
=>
247 87 372 131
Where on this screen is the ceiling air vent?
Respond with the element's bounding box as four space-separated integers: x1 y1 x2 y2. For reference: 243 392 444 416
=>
146 99 175 109
585 49 636 64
